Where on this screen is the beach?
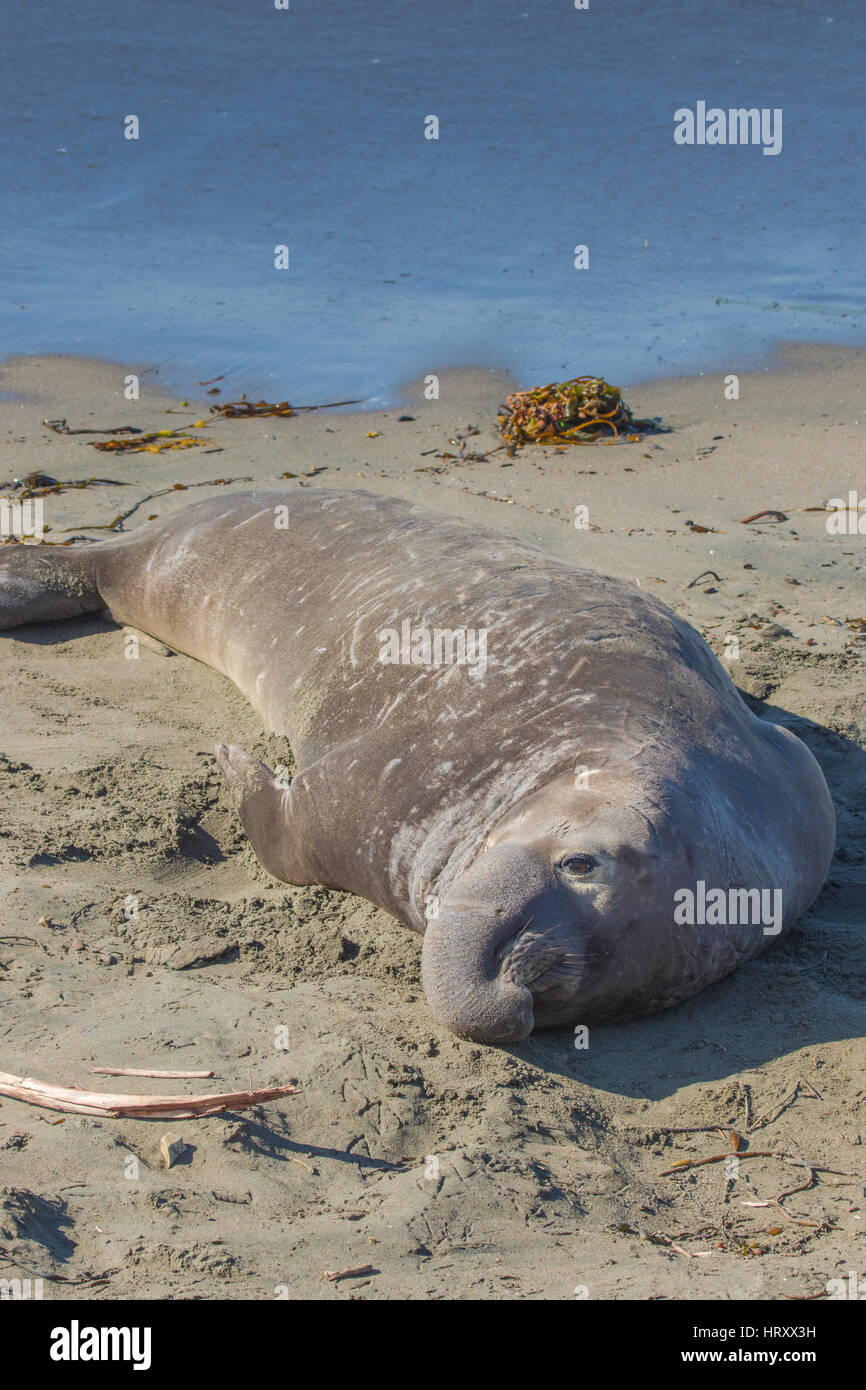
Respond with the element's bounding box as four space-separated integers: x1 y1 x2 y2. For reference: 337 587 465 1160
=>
0 344 863 1300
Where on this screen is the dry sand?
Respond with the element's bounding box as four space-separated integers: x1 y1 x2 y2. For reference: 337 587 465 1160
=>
0 345 863 1300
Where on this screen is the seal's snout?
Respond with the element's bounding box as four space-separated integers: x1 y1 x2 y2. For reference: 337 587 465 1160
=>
420 920 536 1044
421 844 573 1044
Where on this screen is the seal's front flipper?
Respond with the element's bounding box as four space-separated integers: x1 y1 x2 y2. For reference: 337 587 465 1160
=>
215 743 318 886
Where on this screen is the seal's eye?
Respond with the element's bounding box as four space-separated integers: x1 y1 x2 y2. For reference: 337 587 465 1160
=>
558 853 597 876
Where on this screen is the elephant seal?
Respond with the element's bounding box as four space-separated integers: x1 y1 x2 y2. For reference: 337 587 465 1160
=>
0 487 835 1043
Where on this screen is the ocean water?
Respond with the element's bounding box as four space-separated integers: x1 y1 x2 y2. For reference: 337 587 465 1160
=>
1 0 864 404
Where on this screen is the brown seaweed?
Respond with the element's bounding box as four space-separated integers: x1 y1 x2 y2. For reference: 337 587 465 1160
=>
0 473 126 499
211 394 363 419
89 430 214 454
43 419 141 437
497 376 647 448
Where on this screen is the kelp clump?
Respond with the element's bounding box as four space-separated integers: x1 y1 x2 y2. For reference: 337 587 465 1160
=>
497 375 639 447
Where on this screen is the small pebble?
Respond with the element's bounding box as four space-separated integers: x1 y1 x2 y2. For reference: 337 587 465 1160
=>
160 1134 188 1169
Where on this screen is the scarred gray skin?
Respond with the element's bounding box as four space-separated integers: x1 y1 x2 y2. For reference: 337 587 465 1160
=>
0 487 835 1043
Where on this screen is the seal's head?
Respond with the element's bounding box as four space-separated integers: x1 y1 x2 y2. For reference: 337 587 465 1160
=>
420 732 835 1043
421 773 664 1043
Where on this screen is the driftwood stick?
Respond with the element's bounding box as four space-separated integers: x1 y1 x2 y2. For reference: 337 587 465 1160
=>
0 1069 297 1119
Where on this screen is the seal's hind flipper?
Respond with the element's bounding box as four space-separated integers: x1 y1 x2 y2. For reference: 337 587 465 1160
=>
0 544 104 629
215 743 319 886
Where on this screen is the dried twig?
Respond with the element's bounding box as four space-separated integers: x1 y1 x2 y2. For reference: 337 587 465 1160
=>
650 1125 737 1136
91 1067 215 1079
659 1124 853 1232
660 1146 769 1176
748 1077 822 1132
0 1246 117 1285
322 1264 376 1283
288 1155 317 1174
685 570 722 589
741 1080 753 1128
740 1167 824 1228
